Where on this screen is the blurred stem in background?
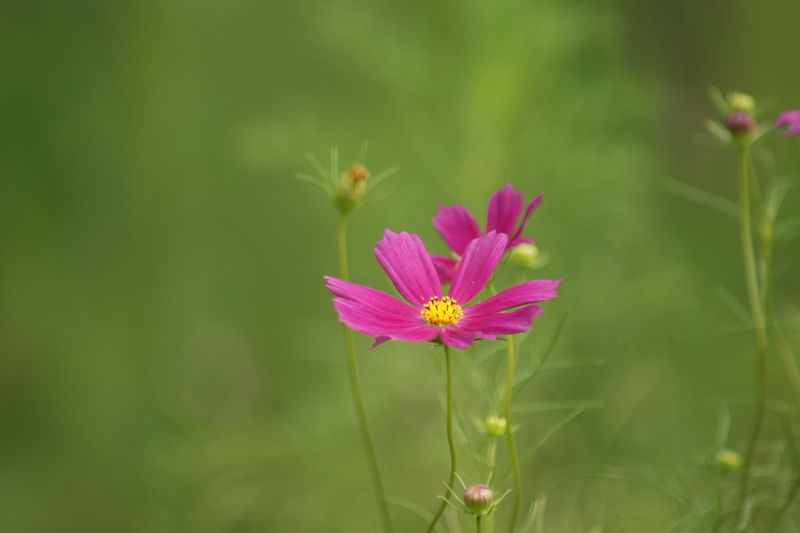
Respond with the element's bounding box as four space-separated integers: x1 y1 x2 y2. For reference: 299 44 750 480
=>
425 344 457 533
336 214 395 533
488 280 522 532
503 335 521 532
750 151 800 408
735 145 769 528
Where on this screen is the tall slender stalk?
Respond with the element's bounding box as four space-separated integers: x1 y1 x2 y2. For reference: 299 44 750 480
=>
337 215 394 533
485 441 497 533
736 146 770 527
477 515 483 533
426 345 457 533
504 335 522 533
748 153 800 408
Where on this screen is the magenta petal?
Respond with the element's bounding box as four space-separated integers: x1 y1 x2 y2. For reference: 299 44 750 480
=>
466 279 561 316
431 255 458 285
775 110 800 137
460 305 543 339
440 327 475 349
375 230 442 305
334 299 438 344
509 194 542 247
486 184 522 236
448 231 508 305
433 205 482 256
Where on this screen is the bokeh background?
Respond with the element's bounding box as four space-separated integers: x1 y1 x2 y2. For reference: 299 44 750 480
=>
3 0 800 531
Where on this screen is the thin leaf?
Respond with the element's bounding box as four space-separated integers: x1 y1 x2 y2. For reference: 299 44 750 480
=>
666 178 739 218
295 173 332 194
513 312 568 398
513 400 603 414
385 496 437 527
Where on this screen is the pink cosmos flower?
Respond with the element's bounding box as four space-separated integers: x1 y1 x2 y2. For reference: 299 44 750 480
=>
775 110 800 137
324 230 560 349
431 184 542 284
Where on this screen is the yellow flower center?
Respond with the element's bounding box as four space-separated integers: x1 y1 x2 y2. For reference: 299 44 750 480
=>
421 296 463 327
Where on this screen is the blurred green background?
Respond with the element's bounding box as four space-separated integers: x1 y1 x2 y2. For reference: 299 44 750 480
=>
3 0 800 531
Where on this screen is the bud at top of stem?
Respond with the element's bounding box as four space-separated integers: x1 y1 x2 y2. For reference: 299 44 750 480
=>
463 484 493 516
484 415 508 438
509 243 542 271
715 448 742 473
725 110 754 138
335 162 370 213
727 92 755 112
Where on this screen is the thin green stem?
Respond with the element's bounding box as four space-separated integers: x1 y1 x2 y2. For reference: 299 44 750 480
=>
767 475 800 533
488 281 522 533
337 215 394 533
426 345 457 533
749 154 800 409
736 146 770 529
477 515 483 533
504 335 522 533
486 441 497 533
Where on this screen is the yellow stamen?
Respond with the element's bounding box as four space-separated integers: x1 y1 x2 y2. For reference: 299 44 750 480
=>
421 296 463 327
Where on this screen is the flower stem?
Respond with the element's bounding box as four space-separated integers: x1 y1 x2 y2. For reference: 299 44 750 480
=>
425 344 457 533
736 146 769 527
504 335 522 533
477 515 483 533
767 475 800 533
749 153 800 409
486 441 497 533
337 215 394 533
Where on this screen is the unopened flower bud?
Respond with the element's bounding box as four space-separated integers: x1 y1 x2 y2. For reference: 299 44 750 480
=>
715 448 742 473
728 92 755 112
484 415 507 438
725 110 754 137
464 484 493 516
335 163 370 213
510 244 541 270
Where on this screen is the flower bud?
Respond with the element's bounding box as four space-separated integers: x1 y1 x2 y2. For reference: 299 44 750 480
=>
728 92 755 112
715 448 742 473
484 415 508 438
335 163 370 213
510 244 540 270
725 110 754 137
464 484 493 516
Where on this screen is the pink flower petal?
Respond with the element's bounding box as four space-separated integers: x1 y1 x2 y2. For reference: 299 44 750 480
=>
776 110 800 137
433 205 482 256
509 194 542 247
460 305 543 339
375 230 442 306
486 184 522 236
448 231 508 305
466 279 561 317
440 327 475 349
325 277 437 344
430 255 458 286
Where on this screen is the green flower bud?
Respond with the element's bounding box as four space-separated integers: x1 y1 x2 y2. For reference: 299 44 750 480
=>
727 92 755 112
464 484 493 516
715 448 742 473
335 163 370 213
510 243 540 270
484 415 508 438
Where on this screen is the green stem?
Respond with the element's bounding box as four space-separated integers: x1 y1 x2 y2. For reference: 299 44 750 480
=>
736 146 770 529
504 335 522 533
767 475 800 533
337 215 394 533
477 515 483 533
750 155 800 409
426 345 457 533
486 441 496 533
